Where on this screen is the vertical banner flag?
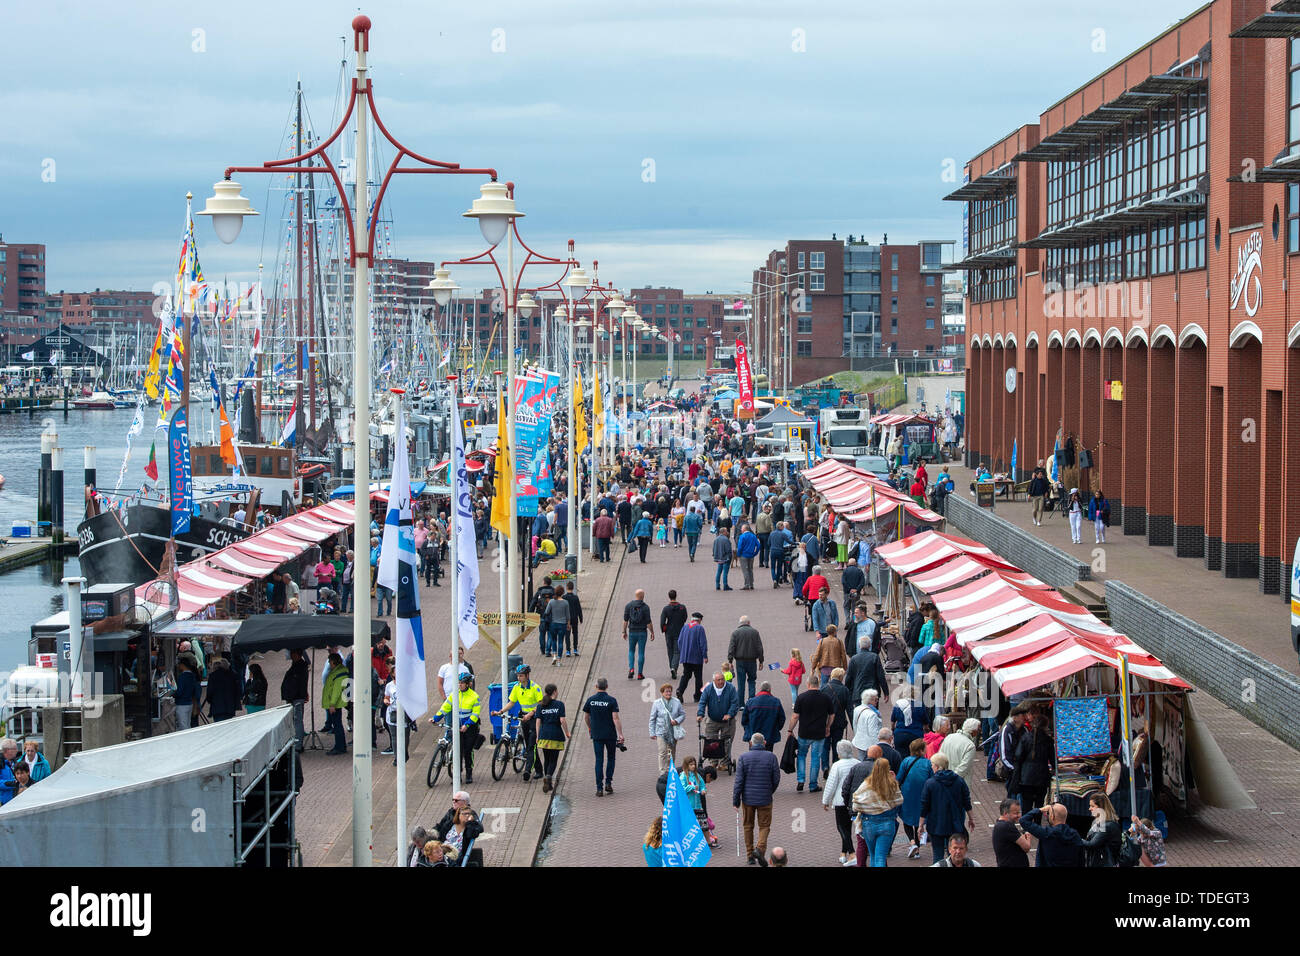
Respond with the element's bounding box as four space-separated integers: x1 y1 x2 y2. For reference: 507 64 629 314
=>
1010 438 1017 483
490 391 513 539
592 364 605 448
735 338 755 420
168 407 192 535
661 755 712 867
452 408 480 649
513 371 553 517
575 368 589 454
378 402 428 719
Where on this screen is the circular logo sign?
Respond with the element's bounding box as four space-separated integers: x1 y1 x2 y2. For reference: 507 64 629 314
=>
1005 367 1017 393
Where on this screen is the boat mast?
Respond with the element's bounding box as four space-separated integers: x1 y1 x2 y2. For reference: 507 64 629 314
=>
294 79 307 453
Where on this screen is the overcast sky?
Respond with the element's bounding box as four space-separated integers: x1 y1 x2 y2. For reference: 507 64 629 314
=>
3 0 1199 297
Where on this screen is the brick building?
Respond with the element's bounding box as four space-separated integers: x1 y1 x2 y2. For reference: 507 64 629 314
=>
948 0 1300 593
751 237 952 388
627 287 724 362
0 238 47 341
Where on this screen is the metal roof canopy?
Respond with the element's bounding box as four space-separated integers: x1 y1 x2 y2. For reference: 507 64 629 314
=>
942 167 1018 202
1227 146 1300 183
1230 3 1300 38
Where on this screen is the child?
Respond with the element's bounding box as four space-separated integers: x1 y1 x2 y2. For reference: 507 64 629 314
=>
1131 815 1167 867
722 660 736 686
678 756 719 848
781 649 805 707
655 517 668 548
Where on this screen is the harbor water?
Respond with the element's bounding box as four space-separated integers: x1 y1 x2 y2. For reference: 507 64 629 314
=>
0 406 143 674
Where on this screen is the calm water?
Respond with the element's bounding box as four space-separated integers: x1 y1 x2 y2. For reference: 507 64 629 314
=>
0 406 143 674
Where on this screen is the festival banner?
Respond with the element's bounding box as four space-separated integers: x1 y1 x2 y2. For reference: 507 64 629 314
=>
661 755 711 867
513 372 554 516
451 409 481 650
735 337 755 420
168 407 193 535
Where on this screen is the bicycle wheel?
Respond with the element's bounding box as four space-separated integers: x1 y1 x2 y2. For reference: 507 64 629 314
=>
491 738 511 781
427 742 449 788
511 736 528 774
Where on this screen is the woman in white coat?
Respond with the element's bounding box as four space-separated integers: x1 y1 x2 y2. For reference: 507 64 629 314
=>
1067 488 1084 544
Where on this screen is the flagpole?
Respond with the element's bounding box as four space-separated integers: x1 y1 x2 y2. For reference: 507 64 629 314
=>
1118 651 1136 824
394 392 407 867
449 373 463 792
495 370 509 720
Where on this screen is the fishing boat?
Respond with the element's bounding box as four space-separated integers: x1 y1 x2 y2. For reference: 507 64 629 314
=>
71 390 118 410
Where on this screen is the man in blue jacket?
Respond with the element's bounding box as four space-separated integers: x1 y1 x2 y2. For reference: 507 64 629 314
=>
676 612 709 702
1020 803 1085 867
768 522 792 586
735 523 761 590
733 733 782 866
741 682 786 751
683 508 705 562
697 671 739 771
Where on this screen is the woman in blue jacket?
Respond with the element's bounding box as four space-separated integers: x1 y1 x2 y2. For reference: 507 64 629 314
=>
643 816 664 866
22 741 52 782
897 738 933 859
632 511 654 563
1086 490 1110 544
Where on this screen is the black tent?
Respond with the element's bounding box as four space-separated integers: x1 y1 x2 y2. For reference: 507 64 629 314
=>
232 615 390 653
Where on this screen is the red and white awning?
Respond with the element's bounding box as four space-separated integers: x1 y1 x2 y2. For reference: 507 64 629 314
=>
136 496 366 620
804 459 944 526
870 413 934 427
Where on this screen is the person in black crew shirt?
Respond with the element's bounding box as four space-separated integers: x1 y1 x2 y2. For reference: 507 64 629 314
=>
582 677 625 797
992 797 1032 867
786 674 834 792
660 590 689 681
616 497 634 542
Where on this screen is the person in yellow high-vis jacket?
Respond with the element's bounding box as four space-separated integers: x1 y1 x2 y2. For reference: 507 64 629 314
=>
432 674 482 783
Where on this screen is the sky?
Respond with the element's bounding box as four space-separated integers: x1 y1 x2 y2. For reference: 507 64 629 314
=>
2 0 1201 298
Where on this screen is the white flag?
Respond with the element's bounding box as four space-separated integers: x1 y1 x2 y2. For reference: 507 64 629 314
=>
377 401 428 718
452 406 480 648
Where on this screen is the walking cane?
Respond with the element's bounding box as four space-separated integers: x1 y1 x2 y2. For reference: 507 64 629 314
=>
735 809 742 858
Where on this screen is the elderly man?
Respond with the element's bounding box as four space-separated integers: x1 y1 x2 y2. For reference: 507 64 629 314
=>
1020 803 1085 867
852 688 883 759
755 503 774 567
733 733 782 866
697 671 740 771
930 831 981 868
940 717 982 787
712 525 734 591
735 523 761 590
0 738 18 806
592 508 616 562
726 615 765 702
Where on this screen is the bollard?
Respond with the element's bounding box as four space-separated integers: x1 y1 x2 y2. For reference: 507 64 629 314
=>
64 576 87 705
51 445 65 545
38 431 53 525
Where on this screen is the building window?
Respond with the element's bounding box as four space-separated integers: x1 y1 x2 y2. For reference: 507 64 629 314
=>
925 297 935 308
655 304 665 314
890 297 898 312
890 254 898 270
922 243 943 267
1178 213 1206 271
683 304 693 315
890 275 898 292
809 251 825 269
926 318 935 329
1150 221 1176 276
669 304 679 314
809 273 825 291
890 315 898 334
1289 183 1300 252
798 252 805 269
797 315 812 333
926 275 936 286
797 341 812 356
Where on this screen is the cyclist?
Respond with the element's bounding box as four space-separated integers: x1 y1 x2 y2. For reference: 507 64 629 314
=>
431 673 482 784
493 664 544 781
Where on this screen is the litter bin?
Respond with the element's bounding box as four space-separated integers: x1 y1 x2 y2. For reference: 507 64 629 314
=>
488 681 518 743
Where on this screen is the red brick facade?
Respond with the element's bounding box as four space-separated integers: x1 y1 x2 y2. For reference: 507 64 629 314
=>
953 0 1300 593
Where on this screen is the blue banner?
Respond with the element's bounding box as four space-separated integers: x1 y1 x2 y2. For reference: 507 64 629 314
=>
168 407 192 535
513 372 553 517
662 760 711 867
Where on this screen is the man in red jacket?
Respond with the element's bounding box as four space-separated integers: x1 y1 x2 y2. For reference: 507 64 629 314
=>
592 508 616 563
802 566 830 602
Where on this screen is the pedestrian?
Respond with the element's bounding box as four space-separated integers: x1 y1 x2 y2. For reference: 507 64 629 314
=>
897 738 933 859
173 657 199 733
676 611 709 702
633 510 654 562
777 636 807 696
562 581 583 657
697 671 740 771
322 652 350 755
546 590 571 664
430 673 482 784
822 739 861 865
712 526 734 590
643 817 664 867
654 517 668 548
20 741 51 783
726 615 765 701
889 688 929 756
492 664 545 779
930 831 981 867
918 751 974 863
850 756 903 867
733 733 782 866
1020 803 1085 867
1028 466 1050 526
1088 489 1111 543
809 586 839 640
790 541 810 599
592 508 615 562
1130 814 1168 867
991 797 1032 867
1012 715 1055 813
845 639 890 711
622 588 655 681
660 590 688 680
1082 793 1122 867
671 501 686 547
939 717 982 788
678 755 719 848
1067 487 1084 544
740 680 786 750
735 523 760 589
787 674 834 793
582 677 625 797
648 682 687 774
810 623 847 686
851 688 883 758
534 683 569 793
683 505 704 561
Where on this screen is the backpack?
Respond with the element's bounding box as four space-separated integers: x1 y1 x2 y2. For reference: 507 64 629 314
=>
986 729 1003 781
627 601 651 630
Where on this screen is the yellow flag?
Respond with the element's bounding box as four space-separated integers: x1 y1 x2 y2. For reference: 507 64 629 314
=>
490 391 513 538
592 364 604 448
574 368 589 454
143 320 164 400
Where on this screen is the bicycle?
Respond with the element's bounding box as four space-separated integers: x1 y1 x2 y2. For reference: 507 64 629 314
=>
490 711 533 781
426 724 454 788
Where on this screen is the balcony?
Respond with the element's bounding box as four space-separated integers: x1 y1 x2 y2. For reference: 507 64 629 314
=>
1019 180 1208 248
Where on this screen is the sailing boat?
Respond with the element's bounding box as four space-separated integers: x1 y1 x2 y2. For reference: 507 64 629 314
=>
75 199 264 589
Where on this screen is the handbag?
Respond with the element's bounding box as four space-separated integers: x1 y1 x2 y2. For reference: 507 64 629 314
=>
780 734 798 774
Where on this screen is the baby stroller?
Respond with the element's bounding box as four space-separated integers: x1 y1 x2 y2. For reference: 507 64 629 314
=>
797 595 814 632
879 629 911 673
699 730 735 775
777 543 797 585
